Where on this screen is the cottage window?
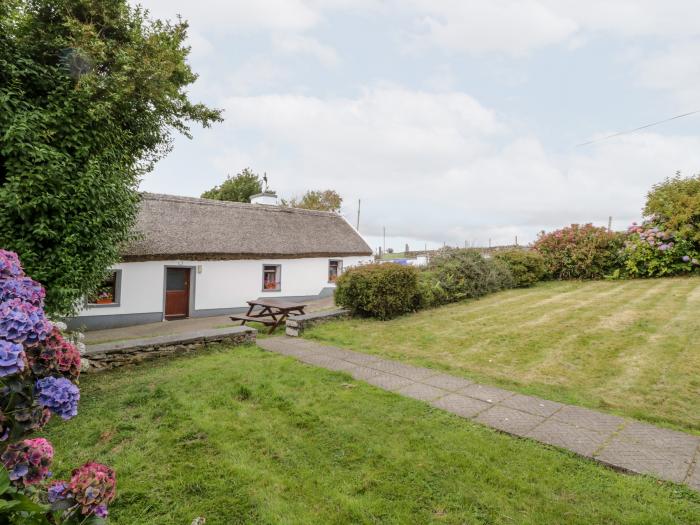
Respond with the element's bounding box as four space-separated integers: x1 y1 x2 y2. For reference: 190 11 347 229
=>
262 265 281 291
328 260 342 283
88 270 121 306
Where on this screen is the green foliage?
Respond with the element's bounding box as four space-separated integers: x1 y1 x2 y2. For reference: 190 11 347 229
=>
533 224 625 280
644 173 700 244
423 248 513 305
494 249 546 287
283 189 343 212
622 223 700 277
201 168 262 202
334 263 419 320
0 0 222 315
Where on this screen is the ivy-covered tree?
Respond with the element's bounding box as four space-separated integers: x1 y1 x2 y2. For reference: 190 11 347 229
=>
0 0 222 315
201 168 263 202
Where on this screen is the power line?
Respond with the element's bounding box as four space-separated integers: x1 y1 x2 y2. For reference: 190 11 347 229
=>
576 109 700 147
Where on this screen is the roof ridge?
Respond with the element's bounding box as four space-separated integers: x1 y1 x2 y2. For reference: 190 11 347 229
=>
140 192 342 218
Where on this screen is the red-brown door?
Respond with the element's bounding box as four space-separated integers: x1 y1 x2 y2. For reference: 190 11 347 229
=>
165 268 190 319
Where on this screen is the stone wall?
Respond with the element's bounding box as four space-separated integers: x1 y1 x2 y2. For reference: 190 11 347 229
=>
83 326 256 372
285 309 349 337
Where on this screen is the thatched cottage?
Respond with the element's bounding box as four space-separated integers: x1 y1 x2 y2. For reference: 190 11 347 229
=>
70 192 373 330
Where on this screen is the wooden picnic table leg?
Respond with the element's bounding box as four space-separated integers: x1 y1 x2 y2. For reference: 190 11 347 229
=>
268 312 287 334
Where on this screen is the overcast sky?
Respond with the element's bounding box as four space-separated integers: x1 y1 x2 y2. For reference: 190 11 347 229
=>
134 0 700 251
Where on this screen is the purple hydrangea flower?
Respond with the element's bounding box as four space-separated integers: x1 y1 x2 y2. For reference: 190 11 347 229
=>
658 244 669 251
10 464 28 481
35 377 80 420
683 255 691 262
0 299 51 344
0 277 45 308
0 340 25 377
0 251 23 279
94 504 109 518
48 481 69 503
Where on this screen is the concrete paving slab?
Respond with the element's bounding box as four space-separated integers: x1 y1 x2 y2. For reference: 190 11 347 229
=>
458 384 515 404
526 419 610 457
501 394 563 418
395 383 448 402
551 405 625 434
419 373 473 391
347 366 384 381
430 394 491 419
368 360 440 381
475 405 545 436
364 373 414 391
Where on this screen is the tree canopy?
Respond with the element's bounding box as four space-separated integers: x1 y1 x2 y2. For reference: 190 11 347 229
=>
0 0 221 315
644 173 700 244
283 190 343 212
201 168 262 202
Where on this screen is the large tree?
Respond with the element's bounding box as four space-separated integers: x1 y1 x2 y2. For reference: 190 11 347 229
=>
283 189 343 212
0 0 221 315
201 168 262 202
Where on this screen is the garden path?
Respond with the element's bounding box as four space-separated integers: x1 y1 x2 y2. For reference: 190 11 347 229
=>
258 336 700 493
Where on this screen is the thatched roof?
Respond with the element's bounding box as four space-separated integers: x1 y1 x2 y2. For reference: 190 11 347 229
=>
121 193 373 261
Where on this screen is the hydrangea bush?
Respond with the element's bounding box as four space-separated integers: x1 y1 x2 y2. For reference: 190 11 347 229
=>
0 249 116 524
622 222 700 277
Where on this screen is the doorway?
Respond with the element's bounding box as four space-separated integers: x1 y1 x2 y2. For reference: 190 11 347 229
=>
164 267 191 319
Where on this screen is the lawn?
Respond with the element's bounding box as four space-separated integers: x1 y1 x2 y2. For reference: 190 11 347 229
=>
44 346 699 524
306 277 700 433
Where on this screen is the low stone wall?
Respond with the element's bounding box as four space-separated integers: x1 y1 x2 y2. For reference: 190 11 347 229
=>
285 309 349 337
83 326 256 372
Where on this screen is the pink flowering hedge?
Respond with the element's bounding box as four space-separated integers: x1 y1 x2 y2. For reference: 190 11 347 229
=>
533 224 625 280
0 250 116 524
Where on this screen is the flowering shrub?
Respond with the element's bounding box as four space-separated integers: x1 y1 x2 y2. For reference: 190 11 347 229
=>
0 249 116 524
533 224 625 279
622 222 700 277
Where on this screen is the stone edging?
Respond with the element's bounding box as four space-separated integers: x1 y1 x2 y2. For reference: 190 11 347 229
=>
82 326 257 372
285 308 349 337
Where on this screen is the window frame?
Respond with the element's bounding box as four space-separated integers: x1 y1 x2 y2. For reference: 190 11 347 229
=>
87 269 122 308
261 264 282 292
328 259 343 283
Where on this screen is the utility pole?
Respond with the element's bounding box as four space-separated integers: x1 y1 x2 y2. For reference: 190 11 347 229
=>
356 199 361 230
515 235 518 246
488 238 492 248
608 215 612 232
383 226 386 254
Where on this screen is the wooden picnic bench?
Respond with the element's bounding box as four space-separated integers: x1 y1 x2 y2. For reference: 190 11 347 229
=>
230 298 308 334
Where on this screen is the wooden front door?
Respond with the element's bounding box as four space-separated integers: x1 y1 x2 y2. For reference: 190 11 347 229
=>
165 268 190 319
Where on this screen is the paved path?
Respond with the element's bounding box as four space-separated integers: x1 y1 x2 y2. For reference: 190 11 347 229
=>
258 337 700 492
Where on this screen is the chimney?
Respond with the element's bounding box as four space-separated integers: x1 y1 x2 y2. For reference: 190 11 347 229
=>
250 191 278 205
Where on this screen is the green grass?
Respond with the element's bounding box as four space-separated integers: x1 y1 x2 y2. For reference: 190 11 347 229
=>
306 277 700 433
43 346 699 524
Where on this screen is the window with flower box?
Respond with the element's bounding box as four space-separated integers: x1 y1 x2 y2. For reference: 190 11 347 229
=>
87 270 121 306
328 259 343 283
262 265 281 291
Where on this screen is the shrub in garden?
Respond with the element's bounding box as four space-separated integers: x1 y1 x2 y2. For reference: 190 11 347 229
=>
644 174 700 244
425 248 513 303
533 224 624 279
0 249 116 524
622 222 700 277
494 249 546 287
335 263 419 320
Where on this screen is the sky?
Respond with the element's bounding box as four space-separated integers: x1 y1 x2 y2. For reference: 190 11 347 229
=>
134 0 700 252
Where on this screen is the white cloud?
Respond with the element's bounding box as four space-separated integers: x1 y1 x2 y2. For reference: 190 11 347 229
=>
636 41 700 107
273 35 340 67
405 0 578 56
203 88 700 245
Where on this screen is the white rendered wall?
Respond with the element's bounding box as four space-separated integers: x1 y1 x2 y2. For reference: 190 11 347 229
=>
77 256 372 318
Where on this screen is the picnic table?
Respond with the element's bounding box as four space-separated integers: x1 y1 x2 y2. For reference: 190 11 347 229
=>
230 298 308 334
